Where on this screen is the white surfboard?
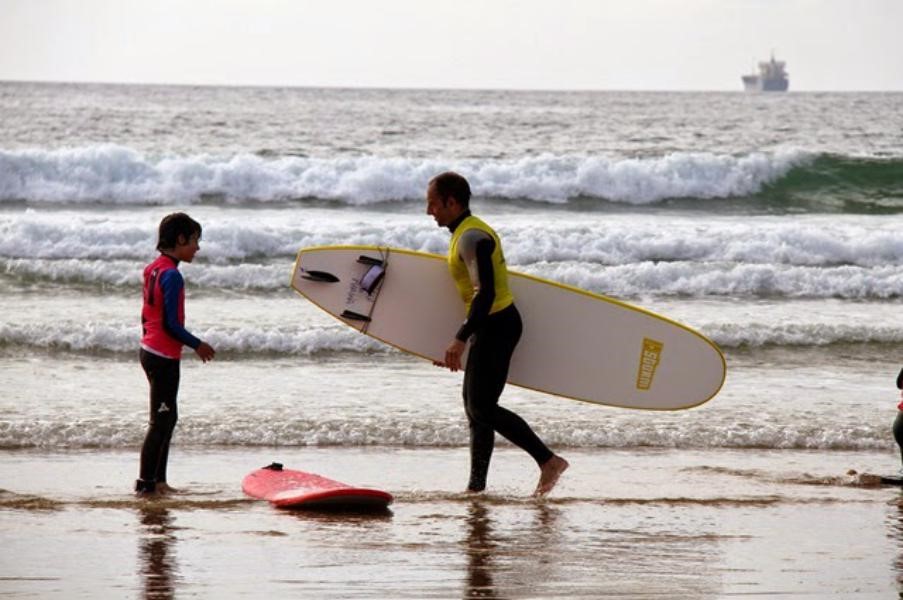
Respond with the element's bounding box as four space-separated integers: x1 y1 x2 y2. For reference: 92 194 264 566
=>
290 245 725 411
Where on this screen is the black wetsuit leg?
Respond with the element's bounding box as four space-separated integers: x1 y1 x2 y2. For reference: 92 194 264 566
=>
894 411 903 468
463 304 554 491
138 349 180 489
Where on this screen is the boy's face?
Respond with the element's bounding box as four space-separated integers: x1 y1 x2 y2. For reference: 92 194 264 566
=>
172 232 201 263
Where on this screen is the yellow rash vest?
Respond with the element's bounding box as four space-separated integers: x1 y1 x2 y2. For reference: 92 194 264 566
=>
447 214 514 315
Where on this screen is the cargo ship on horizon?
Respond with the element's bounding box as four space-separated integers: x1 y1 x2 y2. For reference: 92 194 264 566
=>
742 54 789 92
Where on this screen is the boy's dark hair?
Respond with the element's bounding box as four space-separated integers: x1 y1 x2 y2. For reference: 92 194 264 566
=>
430 171 471 209
157 212 202 251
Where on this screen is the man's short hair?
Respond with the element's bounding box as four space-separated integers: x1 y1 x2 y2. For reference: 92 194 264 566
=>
157 212 202 250
429 172 471 209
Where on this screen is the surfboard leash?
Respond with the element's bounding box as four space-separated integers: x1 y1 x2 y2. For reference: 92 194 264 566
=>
359 247 390 334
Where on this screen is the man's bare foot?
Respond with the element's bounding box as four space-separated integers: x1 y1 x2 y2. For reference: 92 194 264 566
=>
535 455 569 496
155 482 180 495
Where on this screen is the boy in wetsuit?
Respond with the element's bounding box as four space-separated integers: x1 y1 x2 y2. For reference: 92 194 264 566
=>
426 172 568 496
136 213 216 496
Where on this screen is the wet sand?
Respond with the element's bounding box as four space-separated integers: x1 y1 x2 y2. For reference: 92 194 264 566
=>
2 446 903 598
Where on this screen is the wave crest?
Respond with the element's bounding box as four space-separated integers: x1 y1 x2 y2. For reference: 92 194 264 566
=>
1 144 811 205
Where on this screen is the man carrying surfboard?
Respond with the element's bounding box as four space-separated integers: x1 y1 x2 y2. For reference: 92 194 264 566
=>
426 172 569 495
136 213 216 496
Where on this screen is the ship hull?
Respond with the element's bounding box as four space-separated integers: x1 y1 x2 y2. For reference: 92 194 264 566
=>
761 79 788 92
741 76 788 92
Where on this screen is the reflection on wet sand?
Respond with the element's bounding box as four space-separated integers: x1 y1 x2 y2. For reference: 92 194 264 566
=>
463 499 560 599
464 500 497 599
138 504 178 600
890 493 903 593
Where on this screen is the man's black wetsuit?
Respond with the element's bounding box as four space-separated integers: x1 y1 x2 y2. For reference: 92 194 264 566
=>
448 211 554 491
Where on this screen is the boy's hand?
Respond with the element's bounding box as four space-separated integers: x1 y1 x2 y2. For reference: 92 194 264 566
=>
195 342 216 362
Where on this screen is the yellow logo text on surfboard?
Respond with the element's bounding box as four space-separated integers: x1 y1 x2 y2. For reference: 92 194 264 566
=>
636 338 663 391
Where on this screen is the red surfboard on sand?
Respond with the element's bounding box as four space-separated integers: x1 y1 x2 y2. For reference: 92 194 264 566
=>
242 463 393 509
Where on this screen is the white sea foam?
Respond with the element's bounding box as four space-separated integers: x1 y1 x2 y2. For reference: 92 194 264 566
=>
706 321 903 347
2 313 903 354
7 257 903 300
0 413 887 450
0 144 808 204
0 322 387 355
524 262 903 299
2 208 902 268
502 220 903 269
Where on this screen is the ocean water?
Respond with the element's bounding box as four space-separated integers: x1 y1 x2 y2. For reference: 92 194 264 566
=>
3 82 903 451
3 82 903 597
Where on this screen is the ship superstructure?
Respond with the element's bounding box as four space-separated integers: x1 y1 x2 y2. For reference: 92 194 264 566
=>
742 54 789 92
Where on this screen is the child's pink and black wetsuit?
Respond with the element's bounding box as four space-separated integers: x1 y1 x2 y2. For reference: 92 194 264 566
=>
136 254 201 493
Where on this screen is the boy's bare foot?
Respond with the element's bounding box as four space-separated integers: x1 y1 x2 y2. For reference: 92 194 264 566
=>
535 455 569 496
134 479 158 497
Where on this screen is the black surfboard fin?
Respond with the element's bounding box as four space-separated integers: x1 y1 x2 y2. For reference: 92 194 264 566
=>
340 310 372 323
357 255 384 267
301 270 340 283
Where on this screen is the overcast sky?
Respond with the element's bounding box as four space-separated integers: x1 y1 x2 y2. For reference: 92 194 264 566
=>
1 0 901 91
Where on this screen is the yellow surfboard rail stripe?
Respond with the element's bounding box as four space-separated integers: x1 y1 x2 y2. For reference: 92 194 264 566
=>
291 244 727 411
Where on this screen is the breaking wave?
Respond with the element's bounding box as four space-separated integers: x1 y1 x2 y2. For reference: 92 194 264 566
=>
6 144 899 208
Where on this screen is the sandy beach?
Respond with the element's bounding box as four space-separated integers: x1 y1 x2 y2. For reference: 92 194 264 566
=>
2 445 902 598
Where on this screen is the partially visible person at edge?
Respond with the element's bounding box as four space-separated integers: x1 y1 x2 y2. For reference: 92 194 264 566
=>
426 171 569 496
894 368 903 474
136 213 216 496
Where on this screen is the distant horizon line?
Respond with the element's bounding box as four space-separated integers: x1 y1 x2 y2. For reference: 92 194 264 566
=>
1 77 900 94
